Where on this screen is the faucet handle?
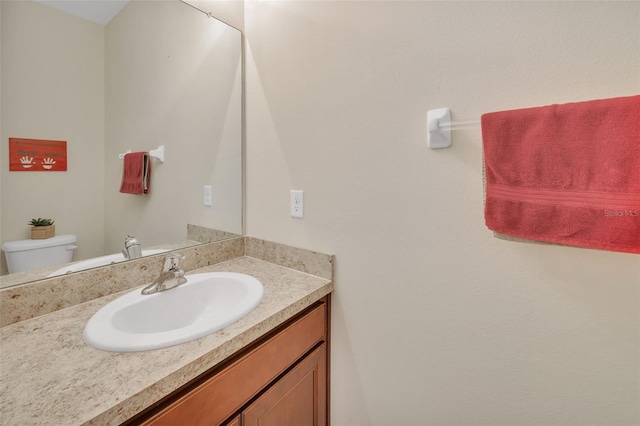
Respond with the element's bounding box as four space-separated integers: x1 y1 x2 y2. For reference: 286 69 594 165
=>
163 253 185 271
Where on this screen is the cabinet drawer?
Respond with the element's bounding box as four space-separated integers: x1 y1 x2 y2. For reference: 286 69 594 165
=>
141 302 326 426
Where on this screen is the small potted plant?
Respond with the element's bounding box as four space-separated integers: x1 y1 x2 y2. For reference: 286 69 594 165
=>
29 218 55 239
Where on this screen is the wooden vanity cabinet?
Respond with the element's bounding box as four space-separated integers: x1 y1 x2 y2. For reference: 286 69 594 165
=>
128 296 330 426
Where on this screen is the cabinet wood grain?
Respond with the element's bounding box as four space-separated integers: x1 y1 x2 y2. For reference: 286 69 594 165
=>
242 344 326 426
136 298 329 426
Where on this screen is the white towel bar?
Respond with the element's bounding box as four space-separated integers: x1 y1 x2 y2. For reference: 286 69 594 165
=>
427 108 480 149
118 145 165 162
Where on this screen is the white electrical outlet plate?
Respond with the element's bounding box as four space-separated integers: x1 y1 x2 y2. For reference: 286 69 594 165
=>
204 185 212 206
290 190 304 218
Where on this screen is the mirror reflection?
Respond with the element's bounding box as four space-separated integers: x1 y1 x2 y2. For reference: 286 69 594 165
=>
0 0 243 288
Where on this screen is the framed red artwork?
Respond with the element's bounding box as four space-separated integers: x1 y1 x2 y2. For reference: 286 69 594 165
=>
9 138 67 171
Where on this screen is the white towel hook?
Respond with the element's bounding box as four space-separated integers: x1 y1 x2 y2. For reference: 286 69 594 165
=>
149 145 165 162
427 108 480 149
427 108 452 149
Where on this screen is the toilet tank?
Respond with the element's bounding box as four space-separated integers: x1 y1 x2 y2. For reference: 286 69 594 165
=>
2 234 78 274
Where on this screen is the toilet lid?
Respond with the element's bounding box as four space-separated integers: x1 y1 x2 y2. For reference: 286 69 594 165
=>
1 234 77 252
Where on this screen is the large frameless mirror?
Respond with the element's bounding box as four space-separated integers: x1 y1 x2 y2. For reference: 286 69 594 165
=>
0 0 243 288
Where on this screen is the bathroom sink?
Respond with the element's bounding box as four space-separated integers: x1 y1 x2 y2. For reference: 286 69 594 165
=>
83 272 264 352
47 249 170 277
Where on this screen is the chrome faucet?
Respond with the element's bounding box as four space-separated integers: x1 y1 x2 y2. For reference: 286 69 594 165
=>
122 235 142 260
141 253 187 295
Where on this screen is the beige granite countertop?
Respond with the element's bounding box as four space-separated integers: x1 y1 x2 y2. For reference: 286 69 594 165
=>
0 256 333 425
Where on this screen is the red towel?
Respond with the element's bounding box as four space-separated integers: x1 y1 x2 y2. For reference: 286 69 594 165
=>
119 152 151 195
481 95 640 254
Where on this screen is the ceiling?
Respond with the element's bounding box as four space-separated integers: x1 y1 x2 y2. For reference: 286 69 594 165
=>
34 0 129 25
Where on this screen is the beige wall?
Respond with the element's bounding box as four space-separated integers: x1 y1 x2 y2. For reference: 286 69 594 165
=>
1 1 105 263
244 1 640 425
103 0 242 254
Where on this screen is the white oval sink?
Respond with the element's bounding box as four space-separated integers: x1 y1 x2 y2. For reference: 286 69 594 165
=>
48 249 170 277
84 272 264 352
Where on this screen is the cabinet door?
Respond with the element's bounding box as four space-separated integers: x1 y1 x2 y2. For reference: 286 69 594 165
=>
242 343 327 426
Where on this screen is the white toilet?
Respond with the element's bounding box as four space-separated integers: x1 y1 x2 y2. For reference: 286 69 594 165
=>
2 234 78 274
